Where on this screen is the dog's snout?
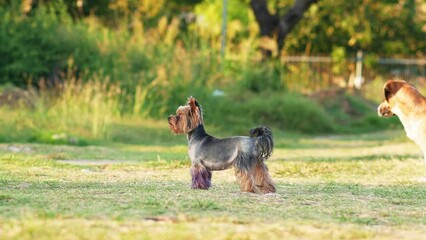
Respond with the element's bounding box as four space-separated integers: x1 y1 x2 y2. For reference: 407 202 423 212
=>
377 105 383 117
377 103 395 117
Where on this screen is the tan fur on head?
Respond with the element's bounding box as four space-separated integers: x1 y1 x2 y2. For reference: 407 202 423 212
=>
187 96 203 124
379 80 426 117
167 97 203 134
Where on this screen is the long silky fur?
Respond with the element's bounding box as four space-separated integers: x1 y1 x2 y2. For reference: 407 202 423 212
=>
168 97 276 193
190 165 211 190
231 126 275 193
235 169 256 193
254 162 276 193
250 126 274 162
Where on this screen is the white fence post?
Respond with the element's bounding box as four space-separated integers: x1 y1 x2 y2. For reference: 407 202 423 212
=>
354 50 364 89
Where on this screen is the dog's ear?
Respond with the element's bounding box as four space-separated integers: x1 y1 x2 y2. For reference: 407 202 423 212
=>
187 96 199 112
384 80 406 102
187 96 203 126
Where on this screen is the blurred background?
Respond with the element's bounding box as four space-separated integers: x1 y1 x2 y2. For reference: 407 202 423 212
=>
0 0 425 145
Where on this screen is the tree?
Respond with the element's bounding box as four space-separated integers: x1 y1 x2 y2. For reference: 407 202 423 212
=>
250 0 318 58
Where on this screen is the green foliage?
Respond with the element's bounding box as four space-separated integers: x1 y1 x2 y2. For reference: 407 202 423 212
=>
0 2 104 86
0 74 399 145
205 93 334 134
286 0 425 55
0 0 421 144
0 79 121 145
313 90 401 133
0 2 223 119
331 47 347 75
237 64 284 93
194 0 251 38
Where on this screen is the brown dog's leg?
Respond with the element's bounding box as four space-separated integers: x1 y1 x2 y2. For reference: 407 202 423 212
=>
235 169 257 193
254 162 276 193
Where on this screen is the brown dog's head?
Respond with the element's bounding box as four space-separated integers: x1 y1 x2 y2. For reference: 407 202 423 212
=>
377 80 421 117
167 97 203 134
377 80 402 117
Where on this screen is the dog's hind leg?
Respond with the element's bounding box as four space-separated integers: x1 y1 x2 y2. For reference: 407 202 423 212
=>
254 162 276 193
235 169 257 193
234 154 259 193
190 164 211 190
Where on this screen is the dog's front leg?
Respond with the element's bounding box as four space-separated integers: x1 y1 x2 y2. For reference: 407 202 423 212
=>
190 164 212 190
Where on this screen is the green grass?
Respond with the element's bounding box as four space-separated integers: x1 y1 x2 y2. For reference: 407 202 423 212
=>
1 126 426 239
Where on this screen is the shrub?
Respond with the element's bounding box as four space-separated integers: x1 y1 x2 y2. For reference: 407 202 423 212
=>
0 77 121 144
237 63 285 93
205 93 335 134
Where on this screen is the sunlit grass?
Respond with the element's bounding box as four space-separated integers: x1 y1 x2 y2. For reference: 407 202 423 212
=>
1 130 426 239
4 218 423 240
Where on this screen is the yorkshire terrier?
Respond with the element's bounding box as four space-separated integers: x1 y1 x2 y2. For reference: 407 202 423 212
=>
168 97 276 193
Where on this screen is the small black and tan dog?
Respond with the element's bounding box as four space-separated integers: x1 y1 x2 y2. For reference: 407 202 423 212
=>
168 97 276 193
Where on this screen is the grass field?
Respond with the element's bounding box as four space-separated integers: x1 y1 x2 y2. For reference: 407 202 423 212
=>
1 127 426 239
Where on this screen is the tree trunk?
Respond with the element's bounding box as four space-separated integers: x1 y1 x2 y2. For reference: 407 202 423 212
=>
250 0 279 38
250 0 318 58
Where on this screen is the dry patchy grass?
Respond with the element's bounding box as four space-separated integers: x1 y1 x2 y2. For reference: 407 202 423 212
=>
0 130 426 239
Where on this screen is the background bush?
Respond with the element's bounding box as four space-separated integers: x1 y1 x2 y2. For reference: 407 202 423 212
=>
0 1 412 144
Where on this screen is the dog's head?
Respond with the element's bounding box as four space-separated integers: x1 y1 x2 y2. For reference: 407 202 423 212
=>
377 80 414 117
168 96 203 134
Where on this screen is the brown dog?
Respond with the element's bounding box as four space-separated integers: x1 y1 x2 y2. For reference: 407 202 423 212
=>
377 80 426 165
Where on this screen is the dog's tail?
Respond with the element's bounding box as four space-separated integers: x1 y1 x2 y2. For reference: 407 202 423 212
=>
249 126 274 162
